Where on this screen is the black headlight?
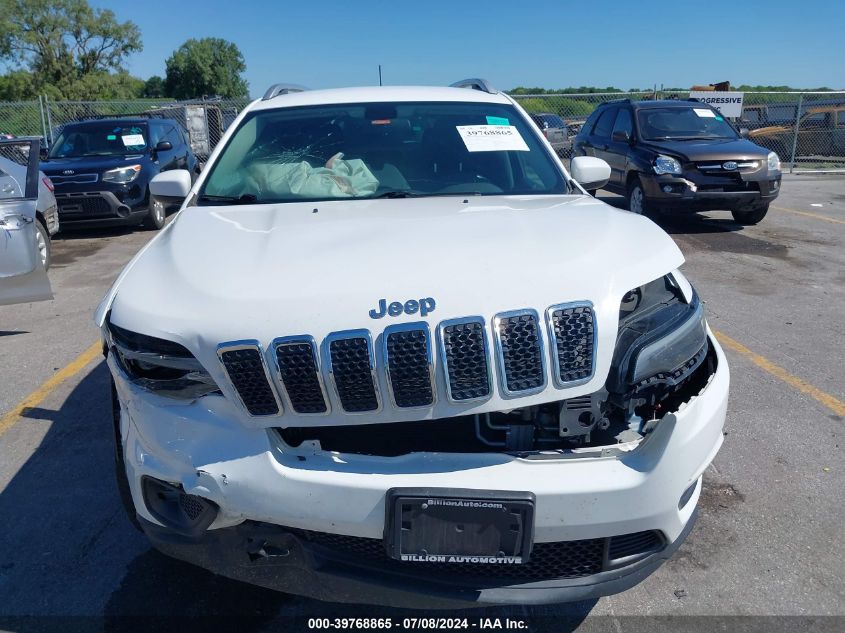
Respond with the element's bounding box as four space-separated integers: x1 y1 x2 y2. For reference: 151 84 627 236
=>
106 317 220 400
607 274 708 395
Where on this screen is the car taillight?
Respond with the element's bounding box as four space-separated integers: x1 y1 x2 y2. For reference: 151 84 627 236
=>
42 177 54 192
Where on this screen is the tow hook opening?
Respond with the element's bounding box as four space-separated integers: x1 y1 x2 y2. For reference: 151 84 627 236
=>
141 476 218 537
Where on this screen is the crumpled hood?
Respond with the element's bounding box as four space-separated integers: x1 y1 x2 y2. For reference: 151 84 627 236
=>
641 137 770 161
102 195 685 424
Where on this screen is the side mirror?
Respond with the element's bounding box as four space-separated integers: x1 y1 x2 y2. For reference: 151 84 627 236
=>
149 169 192 202
570 156 610 192
611 130 631 143
154 140 173 152
739 128 750 138
39 146 49 160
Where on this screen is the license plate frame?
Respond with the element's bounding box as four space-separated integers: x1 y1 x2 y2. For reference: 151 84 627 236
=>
384 488 535 564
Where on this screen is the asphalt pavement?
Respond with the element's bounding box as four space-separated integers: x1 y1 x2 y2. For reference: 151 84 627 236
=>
0 176 843 631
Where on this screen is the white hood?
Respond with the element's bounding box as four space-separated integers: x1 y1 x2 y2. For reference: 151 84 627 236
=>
102 194 684 426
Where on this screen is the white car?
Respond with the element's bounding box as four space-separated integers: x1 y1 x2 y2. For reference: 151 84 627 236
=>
97 80 729 607
0 138 53 306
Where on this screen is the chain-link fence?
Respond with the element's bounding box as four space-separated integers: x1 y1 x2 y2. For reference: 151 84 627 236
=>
512 91 845 173
0 96 250 162
1 91 843 172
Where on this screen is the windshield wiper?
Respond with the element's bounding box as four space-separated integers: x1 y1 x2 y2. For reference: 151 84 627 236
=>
198 193 258 205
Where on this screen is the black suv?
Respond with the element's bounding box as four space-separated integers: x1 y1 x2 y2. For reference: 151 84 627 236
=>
40 118 198 230
572 99 782 225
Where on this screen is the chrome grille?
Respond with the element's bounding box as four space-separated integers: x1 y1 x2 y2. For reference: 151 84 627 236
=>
438 318 491 402
547 303 596 387
219 301 599 417
326 331 380 413
493 310 546 396
384 324 434 408
273 337 328 414
217 342 280 416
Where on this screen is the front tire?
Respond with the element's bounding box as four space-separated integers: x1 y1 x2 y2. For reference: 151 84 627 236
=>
35 219 51 270
732 203 769 225
626 178 649 216
142 194 166 230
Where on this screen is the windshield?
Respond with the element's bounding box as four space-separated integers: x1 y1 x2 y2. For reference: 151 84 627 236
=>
636 107 738 140
199 101 568 204
48 123 149 158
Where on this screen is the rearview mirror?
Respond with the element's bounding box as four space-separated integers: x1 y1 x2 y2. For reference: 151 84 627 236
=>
149 169 191 202
611 130 630 143
570 156 610 192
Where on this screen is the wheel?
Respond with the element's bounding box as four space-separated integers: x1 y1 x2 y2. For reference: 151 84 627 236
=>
626 178 649 215
111 376 142 532
35 219 51 270
732 203 769 225
142 194 166 230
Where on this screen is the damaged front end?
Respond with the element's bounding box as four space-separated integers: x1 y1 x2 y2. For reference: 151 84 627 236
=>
278 275 713 458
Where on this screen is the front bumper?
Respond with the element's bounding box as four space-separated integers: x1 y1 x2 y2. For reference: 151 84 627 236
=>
640 169 781 212
55 185 148 226
111 335 729 606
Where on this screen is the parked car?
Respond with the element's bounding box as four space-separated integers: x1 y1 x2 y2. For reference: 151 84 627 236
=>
0 138 52 306
0 150 59 269
749 105 845 162
40 117 199 230
99 80 728 608
529 112 572 157
573 99 782 225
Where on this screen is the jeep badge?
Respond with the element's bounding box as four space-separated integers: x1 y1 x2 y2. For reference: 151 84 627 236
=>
369 297 436 319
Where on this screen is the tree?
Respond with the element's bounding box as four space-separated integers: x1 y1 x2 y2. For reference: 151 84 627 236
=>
143 75 166 98
0 0 142 98
164 38 248 99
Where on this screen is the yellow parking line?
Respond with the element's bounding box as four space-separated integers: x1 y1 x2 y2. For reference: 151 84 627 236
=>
771 205 845 225
0 340 102 438
715 331 845 417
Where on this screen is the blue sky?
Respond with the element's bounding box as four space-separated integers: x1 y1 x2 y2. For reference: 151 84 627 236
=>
92 0 843 96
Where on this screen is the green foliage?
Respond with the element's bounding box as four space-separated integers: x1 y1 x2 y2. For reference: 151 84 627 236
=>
0 71 37 100
143 75 167 98
0 0 142 99
164 38 248 99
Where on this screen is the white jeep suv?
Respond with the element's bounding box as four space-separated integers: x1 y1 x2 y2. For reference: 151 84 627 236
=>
97 80 729 608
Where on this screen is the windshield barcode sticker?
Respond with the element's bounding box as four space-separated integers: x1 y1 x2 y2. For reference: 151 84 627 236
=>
693 108 717 118
456 125 529 152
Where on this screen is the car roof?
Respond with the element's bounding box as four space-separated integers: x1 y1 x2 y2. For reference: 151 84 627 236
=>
250 86 513 112
597 99 714 110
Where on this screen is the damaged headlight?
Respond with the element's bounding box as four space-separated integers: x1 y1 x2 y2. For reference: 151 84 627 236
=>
607 274 708 396
106 317 220 400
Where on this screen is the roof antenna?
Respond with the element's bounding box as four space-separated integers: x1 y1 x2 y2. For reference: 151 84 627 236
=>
378 64 383 86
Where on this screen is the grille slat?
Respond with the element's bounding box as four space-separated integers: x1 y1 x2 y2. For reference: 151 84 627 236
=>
548 304 596 386
218 344 280 416
494 311 546 395
440 319 491 402
274 338 328 414
328 334 380 413
385 325 434 408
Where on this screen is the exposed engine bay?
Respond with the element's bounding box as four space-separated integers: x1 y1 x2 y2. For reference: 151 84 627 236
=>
278 339 716 457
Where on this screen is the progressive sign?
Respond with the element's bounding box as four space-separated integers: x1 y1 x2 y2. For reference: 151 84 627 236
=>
688 91 745 118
